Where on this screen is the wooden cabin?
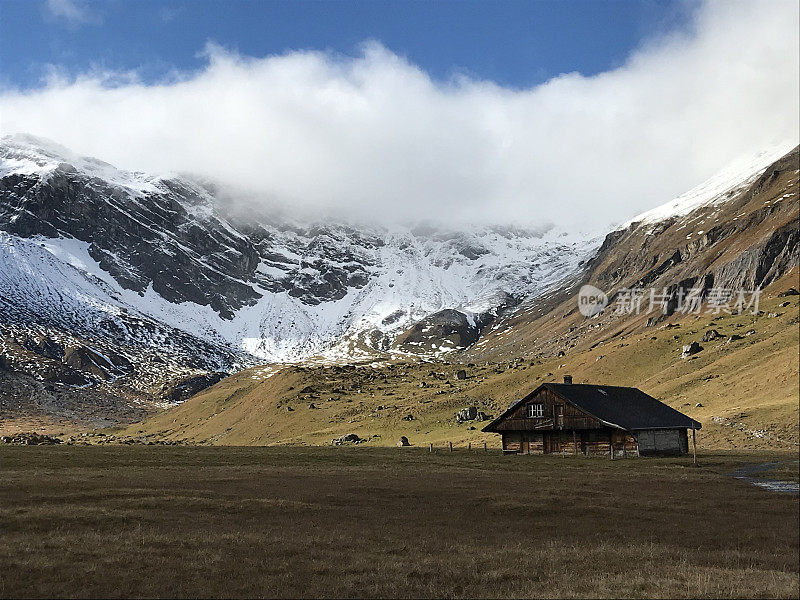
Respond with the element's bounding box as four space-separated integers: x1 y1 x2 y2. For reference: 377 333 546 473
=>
482 376 701 457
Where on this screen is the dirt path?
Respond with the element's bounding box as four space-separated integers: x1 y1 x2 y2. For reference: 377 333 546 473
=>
728 461 799 494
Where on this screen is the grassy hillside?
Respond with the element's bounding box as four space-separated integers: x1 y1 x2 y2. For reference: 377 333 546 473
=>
121 272 799 449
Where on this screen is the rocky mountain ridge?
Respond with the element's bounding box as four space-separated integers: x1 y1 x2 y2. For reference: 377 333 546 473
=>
0 134 797 430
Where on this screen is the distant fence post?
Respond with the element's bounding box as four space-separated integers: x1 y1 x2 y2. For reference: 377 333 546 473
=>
429 443 433 453
483 442 487 453
449 441 453 452
468 442 471 452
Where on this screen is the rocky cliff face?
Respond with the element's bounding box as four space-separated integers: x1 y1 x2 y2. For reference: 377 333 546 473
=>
1 134 796 427
587 147 799 302
0 134 594 424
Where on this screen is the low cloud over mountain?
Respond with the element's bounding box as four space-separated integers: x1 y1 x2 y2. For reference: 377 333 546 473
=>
1 0 797 230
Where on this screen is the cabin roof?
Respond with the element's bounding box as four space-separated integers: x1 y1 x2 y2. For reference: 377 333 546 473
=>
483 383 702 432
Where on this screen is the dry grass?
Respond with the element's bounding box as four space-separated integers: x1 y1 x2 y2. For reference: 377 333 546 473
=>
120 282 799 451
1 446 797 598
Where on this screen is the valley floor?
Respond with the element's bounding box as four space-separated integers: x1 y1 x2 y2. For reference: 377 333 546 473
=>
0 446 797 598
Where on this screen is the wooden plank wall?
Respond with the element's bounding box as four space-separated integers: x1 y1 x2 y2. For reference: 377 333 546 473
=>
495 389 603 432
503 429 638 455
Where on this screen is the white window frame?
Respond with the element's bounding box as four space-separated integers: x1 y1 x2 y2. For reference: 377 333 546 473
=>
526 403 545 418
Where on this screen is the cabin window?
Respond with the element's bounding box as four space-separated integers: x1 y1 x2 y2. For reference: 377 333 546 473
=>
526 404 545 418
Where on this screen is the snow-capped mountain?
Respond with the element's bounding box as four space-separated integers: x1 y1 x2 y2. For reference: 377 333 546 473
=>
0 134 596 377
1 134 797 427
622 141 797 228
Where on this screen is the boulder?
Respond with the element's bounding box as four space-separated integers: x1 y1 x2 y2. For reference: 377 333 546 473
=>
62 345 115 380
681 342 703 358
456 406 478 422
161 372 226 403
778 287 799 297
701 329 721 342
455 369 467 380
397 436 410 447
331 433 363 446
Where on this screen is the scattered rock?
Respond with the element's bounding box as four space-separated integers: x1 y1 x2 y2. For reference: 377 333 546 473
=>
0 432 62 445
308 403 317 409
455 369 467 380
778 287 799 297
556 350 566 357
726 334 744 343
402 414 414 421
695 403 703 407
331 433 363 446
745 329 756 336
396 435 410 447
701 329 721 342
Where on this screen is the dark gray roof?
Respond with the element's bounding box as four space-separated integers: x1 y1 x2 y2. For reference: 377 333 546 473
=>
543 384 701 430
483 383 701 432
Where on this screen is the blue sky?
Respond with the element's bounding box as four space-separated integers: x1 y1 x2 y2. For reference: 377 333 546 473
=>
0 1 797 230
1 0 695 90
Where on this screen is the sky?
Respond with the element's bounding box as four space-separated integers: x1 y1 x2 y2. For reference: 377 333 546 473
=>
0 0 798 231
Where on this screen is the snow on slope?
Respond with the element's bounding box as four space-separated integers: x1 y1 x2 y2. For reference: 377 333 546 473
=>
624 141 797 228
0 134 599 364
0 133 166 196
7 225 593 363
5 134 789 368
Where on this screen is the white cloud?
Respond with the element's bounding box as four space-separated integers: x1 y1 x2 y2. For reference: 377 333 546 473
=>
4 0 799 231
44 0 97 25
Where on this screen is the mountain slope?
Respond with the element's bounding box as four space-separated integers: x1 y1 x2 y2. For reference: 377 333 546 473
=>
0 134 595 427
118 271 798 449
117 147 799 449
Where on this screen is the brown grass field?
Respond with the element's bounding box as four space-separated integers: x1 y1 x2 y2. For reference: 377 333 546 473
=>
0 446 797 598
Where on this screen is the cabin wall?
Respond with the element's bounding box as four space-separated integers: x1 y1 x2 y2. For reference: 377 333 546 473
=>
634 428 688 455
503 429 638 456
494 388 603 432
502 432 544 454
